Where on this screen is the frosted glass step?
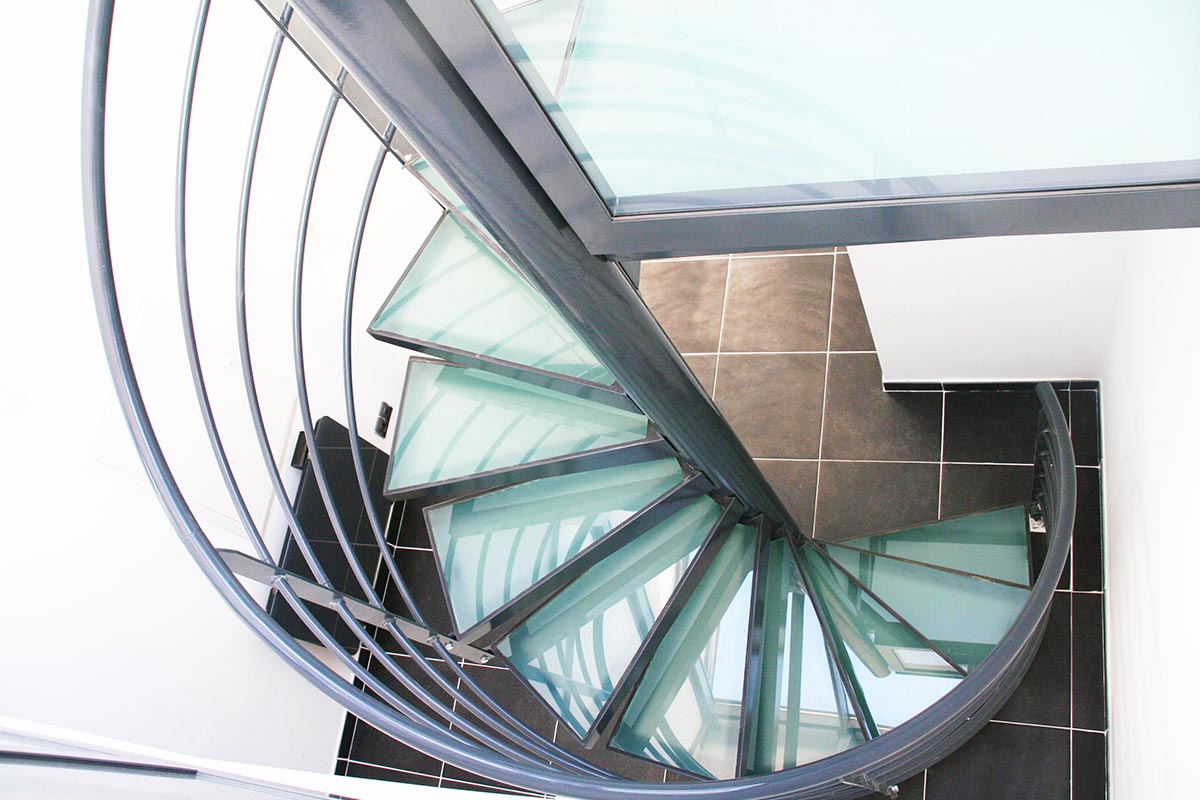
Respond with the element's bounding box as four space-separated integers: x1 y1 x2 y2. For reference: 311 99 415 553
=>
497 494 722 739
426 458 685 633
743 539 866 775
825 544 1031 672
371 214 615 385
836 505 1032 586
797 546 964 734
610 523 758 779
386 360 649 496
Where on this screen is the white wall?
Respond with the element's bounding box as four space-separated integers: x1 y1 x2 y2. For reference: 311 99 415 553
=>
849 232 1132 383
1098 228 1200 800
0 0 437 772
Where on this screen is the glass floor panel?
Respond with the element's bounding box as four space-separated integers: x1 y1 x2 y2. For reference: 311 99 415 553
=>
386 360 647 494
744 538 866 774
797 545 964 734
610 523 757 779
497 494 722 737
426 458 684 631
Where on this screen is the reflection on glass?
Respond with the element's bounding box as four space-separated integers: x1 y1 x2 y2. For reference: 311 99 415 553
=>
477 0 1200 213
372 215 614 384
744 539 865 774
826 545 1030 672
611 523 757 779
797 546 963 733
387 360 648 494
839 505 1032 586
498 495 721 736
427 458 684 631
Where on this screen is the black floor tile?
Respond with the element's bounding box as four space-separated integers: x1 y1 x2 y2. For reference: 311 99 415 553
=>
756 459 818 536
551 730 667 782
925 722 1070 800
1073 731 1108 800
1073 593 1107 731
684 353 717 397
341 761 440 786
942 390 1040 464
459 663 559 741
440 777 537 796
384 548 454 633
895 770 925 798
714 353 826 458
821 353 942 461
1070 391 1101 467
347 653 454 778
720 254 833 353
639 258 728 354
829 253 875 352
337 715 357 761
940 464 1034 519
1029 525 1071 590
815 461 939 540
994 593 1071 727
1072 468 1104 592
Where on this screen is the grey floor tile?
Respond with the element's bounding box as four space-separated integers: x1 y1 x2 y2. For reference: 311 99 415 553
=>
1073 731 1108 800
815 461 940 540
639 258 728 354
829 253 875 352
720 254 833 353
714 353 826 459
1073 593 1107 732
821 353 942 461
755 459 818 535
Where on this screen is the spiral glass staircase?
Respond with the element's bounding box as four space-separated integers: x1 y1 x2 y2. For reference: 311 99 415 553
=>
82 1 1076 798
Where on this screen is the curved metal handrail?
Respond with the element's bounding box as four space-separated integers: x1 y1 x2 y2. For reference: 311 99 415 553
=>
82 1 1075 797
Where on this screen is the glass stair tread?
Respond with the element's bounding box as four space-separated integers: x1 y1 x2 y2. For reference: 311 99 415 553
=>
823 543 1031 673
371 214 614 386
496 493 723 740
426 458 686 633
742 538 866 775
835 505 1033 587
796 545 964 735
609 522 758 780
385 359 650 497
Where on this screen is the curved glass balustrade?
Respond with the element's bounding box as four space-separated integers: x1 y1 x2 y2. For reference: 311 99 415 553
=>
476 0 1200 214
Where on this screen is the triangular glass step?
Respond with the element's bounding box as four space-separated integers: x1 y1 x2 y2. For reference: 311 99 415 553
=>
425 458 686 633
386 359 649 497
371 214 615 386
824 544 1032 672
609 522 758 779
496 494 723 739
503 0 580 95
837 505 1033 587
796 545 964 735
742 538 867 775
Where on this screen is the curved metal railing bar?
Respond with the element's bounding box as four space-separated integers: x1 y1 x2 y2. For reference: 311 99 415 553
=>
84 0 1076 796
338 136 612 777
165 0 605 775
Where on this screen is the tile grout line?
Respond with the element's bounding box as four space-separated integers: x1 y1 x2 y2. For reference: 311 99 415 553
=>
991 718 1106 735
710 255 734 398
810 258 838 536
681 350 877 357
938 389 947 519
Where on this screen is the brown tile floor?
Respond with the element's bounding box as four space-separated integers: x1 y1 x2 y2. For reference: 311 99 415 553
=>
640 249 1040 541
